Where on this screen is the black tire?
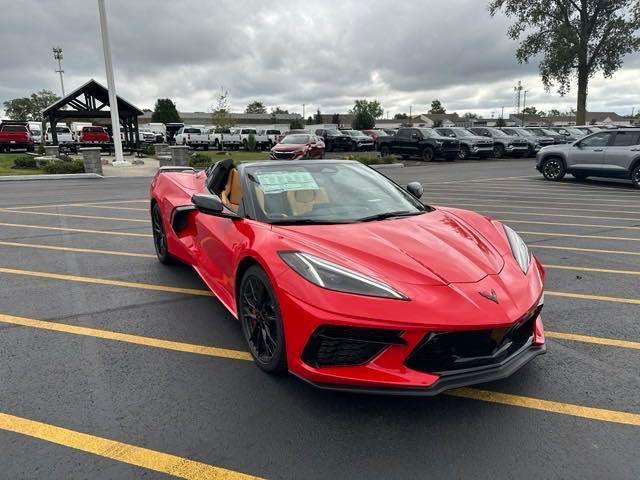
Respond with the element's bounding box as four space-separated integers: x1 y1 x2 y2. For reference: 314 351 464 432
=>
527 145 536 157
458 145 469 160
182 139 187 146
401 154 410 160
421 147 434 162
319 149 325 159
326 141 334 152
238 265 287 373
380 145 391 157
348 142 355 151
493 144 505 158
151 203 173 264
631 164 640 189
541 157 566 181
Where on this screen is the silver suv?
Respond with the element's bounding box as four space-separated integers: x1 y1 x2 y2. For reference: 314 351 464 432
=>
536 129 640 189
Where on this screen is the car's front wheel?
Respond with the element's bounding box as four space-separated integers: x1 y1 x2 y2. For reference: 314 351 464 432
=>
493 144 505 158
631 165 640 189
421 147 434 162
458 145 469 160
151 203 173 264
541 157 566 181
380 145 391 157
239 265 287 373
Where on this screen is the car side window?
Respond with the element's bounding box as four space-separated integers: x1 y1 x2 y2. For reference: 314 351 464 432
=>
611 131 640 147
580 132 612 147
397 129 410 138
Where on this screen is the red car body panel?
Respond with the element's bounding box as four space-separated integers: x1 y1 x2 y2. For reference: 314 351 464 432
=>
80 127 110 143
270 138 324 160
150 166 545 394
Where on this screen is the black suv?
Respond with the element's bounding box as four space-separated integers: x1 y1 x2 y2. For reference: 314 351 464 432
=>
315 129 352 152
377 127 460 161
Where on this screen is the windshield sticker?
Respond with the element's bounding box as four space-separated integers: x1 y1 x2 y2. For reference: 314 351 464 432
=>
255 171 319 193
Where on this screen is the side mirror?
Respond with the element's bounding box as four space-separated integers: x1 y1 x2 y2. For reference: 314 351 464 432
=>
192 193 240 219
406 182 423 199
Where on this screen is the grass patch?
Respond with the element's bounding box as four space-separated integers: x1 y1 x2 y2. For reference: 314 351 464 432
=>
196 150 271 162
341 152 396 165
0 153 46 176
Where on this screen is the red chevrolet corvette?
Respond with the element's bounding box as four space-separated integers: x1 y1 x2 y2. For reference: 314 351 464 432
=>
150 159 545 394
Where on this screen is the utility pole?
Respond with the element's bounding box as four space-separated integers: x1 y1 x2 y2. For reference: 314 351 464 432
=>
409 106 412 120
501 105 505 120
521 90 528 126
514 81 522 118
302 104 305 119
52 47 65 97
97 0 127 165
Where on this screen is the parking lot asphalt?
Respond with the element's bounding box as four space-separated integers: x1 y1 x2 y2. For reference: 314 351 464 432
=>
0 156 639 479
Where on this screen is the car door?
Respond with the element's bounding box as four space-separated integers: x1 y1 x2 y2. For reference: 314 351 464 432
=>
394 129 412 154
603 131 640 173
570 131 613 170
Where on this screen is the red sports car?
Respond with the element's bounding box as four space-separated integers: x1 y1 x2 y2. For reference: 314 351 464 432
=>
270 133 324 160
150 160 545 395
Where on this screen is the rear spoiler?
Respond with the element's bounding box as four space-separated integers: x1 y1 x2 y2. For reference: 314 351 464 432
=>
158 166 196 173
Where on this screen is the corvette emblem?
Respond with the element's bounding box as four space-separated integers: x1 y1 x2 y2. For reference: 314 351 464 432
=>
479 289 499 304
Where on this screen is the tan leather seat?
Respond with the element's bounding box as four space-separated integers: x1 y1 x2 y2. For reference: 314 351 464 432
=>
287 188 329 216
221 169 242 212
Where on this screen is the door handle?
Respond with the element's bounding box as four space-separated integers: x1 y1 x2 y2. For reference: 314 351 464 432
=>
593 149 604 152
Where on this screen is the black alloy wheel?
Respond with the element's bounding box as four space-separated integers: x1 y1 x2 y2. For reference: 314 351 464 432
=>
421 147 434 162
151 203 172 264
239 266 286 372
541 157 566 181
631 165 640 189
493 144 505 158
458 145 469 160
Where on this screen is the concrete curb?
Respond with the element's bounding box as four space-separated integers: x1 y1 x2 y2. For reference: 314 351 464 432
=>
0 173 103 181
370 163 404 169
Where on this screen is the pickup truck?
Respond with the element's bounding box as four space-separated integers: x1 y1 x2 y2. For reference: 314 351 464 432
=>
80 126 110 143
236 128 269 150
0 122 34 152
258 128 283 147
209 128 242 150
174 126 211 149
377 127 460 161
45 125 75 145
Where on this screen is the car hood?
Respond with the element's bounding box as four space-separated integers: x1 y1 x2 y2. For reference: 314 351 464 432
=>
495 134 524 142
466 136 493 143
272 144 306 151
272 208 505 286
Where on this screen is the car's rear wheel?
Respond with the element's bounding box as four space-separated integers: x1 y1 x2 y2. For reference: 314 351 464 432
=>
239 266 287 373
151 203 173 264
458 145 469 160
380 145 391 157
541 157 566 181
493 144 505 158
631 165 640 189
421 147 434 162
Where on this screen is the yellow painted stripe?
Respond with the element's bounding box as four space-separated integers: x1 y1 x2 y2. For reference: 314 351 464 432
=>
422 175 532 185
545 264 640 276
438 200 640 215
546 331 640 350
0 412 259 480
532 244 640 257
0 222 151 238
2 312 638 427
522 231 640 242
500 219 640 231
5 199 148 210
0 208 149 223
439 197 640 210
453 208 639 223
427 188 640 202
0 313 250 360
68 204 148 212
547 290 640 305
0 267 212 297
0 241 155 258
446 388 640 426
442 203 640 219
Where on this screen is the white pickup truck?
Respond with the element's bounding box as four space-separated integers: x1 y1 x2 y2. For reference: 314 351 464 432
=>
236 128 270 150
258 128 283 147
174 126 211 149
209 128 242 150
45 125 75 145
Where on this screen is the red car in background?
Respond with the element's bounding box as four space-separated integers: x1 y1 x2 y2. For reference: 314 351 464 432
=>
362 129 390 150
149 159 546 395
80 126 110 143
270 133 325 160
0 122 34 152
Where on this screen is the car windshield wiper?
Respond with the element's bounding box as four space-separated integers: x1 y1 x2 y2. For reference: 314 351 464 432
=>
270 218 355 226
357 211 424 222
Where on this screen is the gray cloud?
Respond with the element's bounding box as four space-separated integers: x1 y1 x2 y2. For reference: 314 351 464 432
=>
1 0 639 118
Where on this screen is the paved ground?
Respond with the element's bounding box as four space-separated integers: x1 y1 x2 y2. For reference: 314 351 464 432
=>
0 157 638 479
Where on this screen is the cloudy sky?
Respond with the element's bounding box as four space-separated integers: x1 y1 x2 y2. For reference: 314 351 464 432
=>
1 0 639 119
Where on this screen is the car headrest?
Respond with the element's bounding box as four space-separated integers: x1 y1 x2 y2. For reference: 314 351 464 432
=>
206 158 235 194
227 169 242 205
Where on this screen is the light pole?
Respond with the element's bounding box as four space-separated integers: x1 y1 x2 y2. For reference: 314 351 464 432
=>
97 0 127 165
52 47 65 97
521 90 528 126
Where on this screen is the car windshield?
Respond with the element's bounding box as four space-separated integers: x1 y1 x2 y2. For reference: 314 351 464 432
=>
246 162 427 224
486 128 508 136
280 134 310 144
452 129 474 137
343 130 359 137
417 128 439 137
566 128 584 136
515 128 534 136
540 129 557 136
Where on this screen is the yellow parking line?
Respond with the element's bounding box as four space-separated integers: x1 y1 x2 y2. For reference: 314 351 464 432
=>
440 201 639 216
2 312 638 427
0 241 155 258
0 313 249 360
547 290 640 305
0 412 260 480
500 219 640 231
426 187 640 201
447 208 638 223
422 175 532 185
545 264 640 276
545 331 640 350
532 245 640 256
0 208 149 223
5 199 148 210
447 388 640 426
438 197 640 210
0 267 212 297
0 222 151 238
522 231 640 242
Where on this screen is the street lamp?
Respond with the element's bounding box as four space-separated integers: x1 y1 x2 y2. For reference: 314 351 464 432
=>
52 47 65 97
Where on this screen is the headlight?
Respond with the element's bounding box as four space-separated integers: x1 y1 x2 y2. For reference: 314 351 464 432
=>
279 251 408 300
504 225 531 273
434 141 442 146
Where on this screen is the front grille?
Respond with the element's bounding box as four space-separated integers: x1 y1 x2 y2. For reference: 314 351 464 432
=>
443 141 460 151
272 151 296 159
405 305 541 375
302 326 404 367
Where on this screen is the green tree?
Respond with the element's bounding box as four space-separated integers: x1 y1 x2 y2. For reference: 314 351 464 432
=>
3 89 60 121
489 0 640 125
495 117 507 127
429 99 446 114
271 106 289 114
151 98 181 123
352 111 375 130
522 106 538 115
394 113 409 119
548 108 561 116
331 113 340 124
462 112 479 119
306 116 314 124
314 108 323 124
350 99 383 119
211 89 235 129
245 101 267 114
289 117 304 129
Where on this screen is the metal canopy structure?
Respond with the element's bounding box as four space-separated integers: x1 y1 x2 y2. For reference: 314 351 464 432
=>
41 78 143 147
